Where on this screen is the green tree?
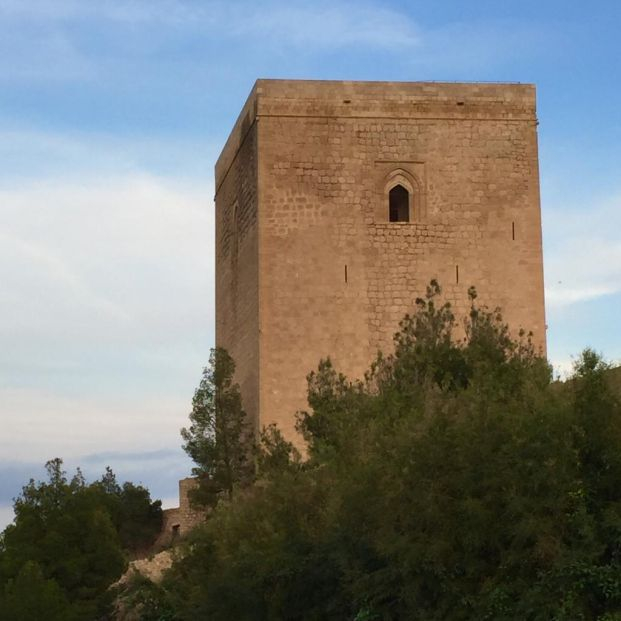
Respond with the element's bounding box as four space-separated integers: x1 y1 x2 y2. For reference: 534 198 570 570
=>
139 283 621 620
92 468 164 553
0 561 71 621
181 347 254 507
0 459 126 620
116 482 164 553
0 460 163 620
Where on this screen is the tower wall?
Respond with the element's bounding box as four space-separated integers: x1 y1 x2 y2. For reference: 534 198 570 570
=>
216 80 546 444
215 87 260 431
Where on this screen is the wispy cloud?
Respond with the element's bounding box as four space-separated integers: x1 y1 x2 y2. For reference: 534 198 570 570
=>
225 2 421 50
0 387 190 460
545 284 619 308
544 191 621 310
0 0 421 48
0 126 218 180
0 230 130 321
0 0 562 90
0 170 213 479
0 173 213 342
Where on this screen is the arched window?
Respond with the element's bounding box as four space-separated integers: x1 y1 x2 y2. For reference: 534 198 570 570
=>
389 184 410 222
379 168 423 224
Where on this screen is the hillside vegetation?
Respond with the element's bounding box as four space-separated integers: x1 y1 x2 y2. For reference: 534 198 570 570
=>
3 282 620 620
122 283 621 621
0 463 162 620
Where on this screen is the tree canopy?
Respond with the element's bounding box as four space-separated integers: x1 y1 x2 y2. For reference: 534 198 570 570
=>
140 283 621 621
0 460 162 621
181 347 255 507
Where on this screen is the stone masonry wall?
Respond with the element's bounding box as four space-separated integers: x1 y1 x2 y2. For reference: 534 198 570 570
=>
215 94 260 432
154 478 204 549
216 80 546 446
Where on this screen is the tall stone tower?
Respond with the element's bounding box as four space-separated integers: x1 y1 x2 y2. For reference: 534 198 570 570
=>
215 80 546 443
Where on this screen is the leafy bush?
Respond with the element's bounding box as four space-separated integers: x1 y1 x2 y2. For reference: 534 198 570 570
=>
152 283 621 620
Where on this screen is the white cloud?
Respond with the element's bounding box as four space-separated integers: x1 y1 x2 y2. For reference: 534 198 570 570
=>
0 126 217 180
0 169 214 476
0 0 564 88
226 2 420 50
0 173 214 341
0 229 130 322
543 192 621 310
0 387 190 461
0 0 421 48
545 284 618 308
5 0 554 64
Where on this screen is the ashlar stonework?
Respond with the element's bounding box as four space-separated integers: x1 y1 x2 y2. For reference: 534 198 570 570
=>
215 79 546 446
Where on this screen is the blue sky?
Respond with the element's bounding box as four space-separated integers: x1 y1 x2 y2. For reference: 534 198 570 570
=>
1 0 620 528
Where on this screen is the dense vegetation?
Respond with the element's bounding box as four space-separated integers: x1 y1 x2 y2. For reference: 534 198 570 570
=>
129 283 621 621
0 460 162 620
4 281 621 620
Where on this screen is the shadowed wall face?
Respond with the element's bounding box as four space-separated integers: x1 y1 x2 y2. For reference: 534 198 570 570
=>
215 80 546 445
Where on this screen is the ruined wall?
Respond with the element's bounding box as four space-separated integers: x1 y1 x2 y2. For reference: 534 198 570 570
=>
217 80 546 444
154 478 205 549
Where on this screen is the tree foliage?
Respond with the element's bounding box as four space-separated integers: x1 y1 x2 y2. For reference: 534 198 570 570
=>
181 347 255 507
146 283 621 620
0 460 162 620
0 561 71 621
93 468 164 554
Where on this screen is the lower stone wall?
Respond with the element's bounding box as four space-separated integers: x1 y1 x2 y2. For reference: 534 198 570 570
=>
153 478 205 550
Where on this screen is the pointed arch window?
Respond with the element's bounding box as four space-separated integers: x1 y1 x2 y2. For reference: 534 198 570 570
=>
389 184 410 222
382 168 422 224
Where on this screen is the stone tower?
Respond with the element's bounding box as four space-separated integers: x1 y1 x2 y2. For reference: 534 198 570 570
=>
215 80 546 443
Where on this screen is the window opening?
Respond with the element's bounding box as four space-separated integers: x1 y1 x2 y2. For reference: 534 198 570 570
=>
512 221 515 241
344 265 348 283
389 185 410 222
